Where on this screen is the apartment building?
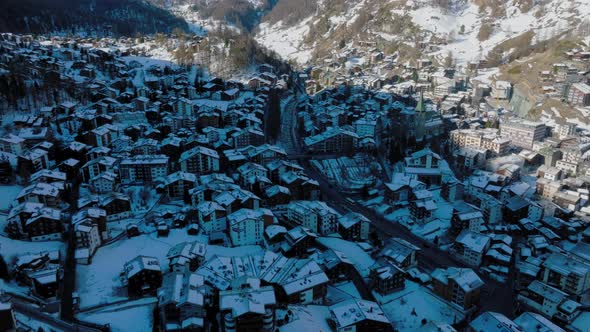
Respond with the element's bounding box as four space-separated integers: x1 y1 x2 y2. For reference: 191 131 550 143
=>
450 128 510 155
567 82 590 106
500 119 546 149
119 155 169 185
287 201 339 235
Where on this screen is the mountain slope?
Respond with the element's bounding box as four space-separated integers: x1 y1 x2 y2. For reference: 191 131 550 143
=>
147 0 277 32
0 0 189 35
254 0 590 66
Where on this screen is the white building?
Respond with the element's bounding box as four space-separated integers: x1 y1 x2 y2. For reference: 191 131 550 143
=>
492 80 512 99
287 201 339 235
500 119 546 149
227 208 266 246
74 220 101 264
454 230 491 267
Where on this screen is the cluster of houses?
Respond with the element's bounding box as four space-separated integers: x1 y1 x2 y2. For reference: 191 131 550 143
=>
2 27 590 332
298 85 444 156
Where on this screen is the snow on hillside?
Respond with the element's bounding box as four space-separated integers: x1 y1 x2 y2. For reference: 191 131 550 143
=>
409 0 590 64
256 17 314 65
253 0 590 66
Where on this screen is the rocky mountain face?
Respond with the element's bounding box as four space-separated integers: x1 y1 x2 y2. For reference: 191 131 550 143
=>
0 0 189 35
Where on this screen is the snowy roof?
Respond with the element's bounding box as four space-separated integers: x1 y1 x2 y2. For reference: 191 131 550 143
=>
166 241 207 261
265 185 290 198
125 255 161 278
526 281 567 303
265 225 287 240
431 267 484 293
514 312 564 332
219 286 276 318
16 182 60 199
379 238 420 265
329 299 389 328
196 251 328 295
469 312 521 332
227 208 269 226
542 252 590 277
455 230 491 253
288 201 340 218
338 212 370 229
30 169 67 182
158 272 205 308
120 154 169 166
304 128 359 146
180 145 219 162
0 133 25 144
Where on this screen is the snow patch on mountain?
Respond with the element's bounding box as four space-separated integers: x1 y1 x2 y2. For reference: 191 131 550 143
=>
253 0 590 66
256 17 315 65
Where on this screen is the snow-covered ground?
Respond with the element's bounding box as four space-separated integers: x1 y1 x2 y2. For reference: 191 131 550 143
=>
377 281 466 331
76 229 263 308
0 235 65 263
256 18 314 65
254 0 590 66
0 185 22 211
410 0 590 64
77 298 157 332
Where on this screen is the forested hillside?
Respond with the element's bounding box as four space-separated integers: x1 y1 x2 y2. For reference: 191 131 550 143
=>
0 0 189 35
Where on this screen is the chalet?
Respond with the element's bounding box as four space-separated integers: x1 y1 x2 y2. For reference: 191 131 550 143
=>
166 241 207 272
337 212 370 241
158 271 206 331
378 237 420 270
124 255 163 296
197 201 227 234
263 185 291 207
328 299 391 332
99 193 131 221
227 208 267 246
17 148 50 179
119 154 168 185
15 182 61 208
452 230 491 267
219 286 276 332
431 267 484 310
280 226 317 257
304 128 359 154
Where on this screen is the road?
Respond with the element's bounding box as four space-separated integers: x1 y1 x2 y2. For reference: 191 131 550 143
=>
280 76 516 318
60 178 81 322
10 296 102 332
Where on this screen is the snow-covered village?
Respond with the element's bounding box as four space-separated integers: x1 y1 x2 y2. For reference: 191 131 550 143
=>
1 1 590 332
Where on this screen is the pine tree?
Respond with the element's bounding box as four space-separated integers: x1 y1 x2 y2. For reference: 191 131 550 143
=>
0 254 9 280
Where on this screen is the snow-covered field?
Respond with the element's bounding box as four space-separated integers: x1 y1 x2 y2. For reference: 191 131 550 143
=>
256 17 314 65
0 185 23 211
77 298 157 332
76 229 263 308
253 0 590 66
0 235 64 263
